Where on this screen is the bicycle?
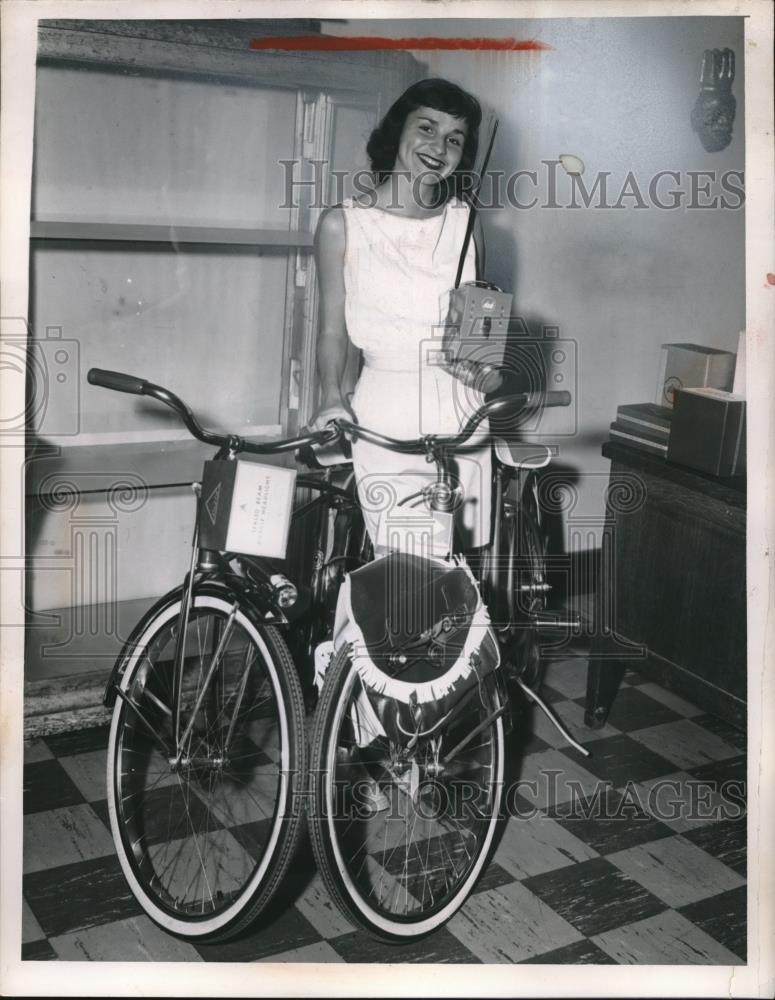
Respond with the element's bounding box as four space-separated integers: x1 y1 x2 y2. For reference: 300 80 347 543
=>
89 367 337 943
90 367 576 945
305 391 579 942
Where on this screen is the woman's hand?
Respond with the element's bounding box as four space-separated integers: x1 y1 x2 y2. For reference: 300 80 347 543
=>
307 394 356 433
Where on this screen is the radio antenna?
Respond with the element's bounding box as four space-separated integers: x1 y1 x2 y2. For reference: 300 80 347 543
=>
454 116 499 289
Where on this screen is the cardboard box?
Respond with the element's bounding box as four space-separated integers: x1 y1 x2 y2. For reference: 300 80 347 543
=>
667 387 746 477
655 343 736 408
198 459 296 558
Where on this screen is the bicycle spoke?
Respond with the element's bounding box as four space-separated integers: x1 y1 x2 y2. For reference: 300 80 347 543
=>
111 600 296 928
315 654 503 932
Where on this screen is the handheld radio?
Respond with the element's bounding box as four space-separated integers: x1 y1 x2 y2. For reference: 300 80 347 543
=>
437 118 512 391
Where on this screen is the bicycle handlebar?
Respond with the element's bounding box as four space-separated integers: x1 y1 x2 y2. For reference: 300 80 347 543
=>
87 368 149 396
87 367 338 454
87 367 570 459
332 390 571 454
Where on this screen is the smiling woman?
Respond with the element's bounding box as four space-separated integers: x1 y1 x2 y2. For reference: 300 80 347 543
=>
309 79 493 550
364 78 481 206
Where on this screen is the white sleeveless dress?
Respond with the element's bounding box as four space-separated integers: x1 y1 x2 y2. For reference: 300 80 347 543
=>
341 196 492 549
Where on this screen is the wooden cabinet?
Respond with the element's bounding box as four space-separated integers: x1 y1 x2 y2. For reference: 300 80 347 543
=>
585 441 746 729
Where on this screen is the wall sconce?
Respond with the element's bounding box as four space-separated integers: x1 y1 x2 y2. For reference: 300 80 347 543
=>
691 48 736 152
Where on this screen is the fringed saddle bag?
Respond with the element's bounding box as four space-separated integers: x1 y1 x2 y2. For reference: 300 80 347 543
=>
330 551 500 747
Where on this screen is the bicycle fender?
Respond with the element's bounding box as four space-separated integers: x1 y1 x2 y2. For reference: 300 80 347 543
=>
102 576 285 709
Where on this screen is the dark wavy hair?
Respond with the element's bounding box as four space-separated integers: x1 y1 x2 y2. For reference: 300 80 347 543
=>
366 78 482 202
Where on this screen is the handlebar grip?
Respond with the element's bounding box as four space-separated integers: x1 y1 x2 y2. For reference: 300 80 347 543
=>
87 368 148 396
543 390 572 407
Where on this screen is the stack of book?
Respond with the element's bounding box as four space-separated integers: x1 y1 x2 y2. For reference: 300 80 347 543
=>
609 403 672 457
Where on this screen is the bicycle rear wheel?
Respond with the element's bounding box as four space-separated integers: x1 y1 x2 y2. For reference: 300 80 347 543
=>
107 591 305 941
309 647 504 941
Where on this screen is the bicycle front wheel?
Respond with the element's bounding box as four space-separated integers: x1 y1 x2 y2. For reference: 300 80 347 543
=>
309 647 505 941
107 591 305 941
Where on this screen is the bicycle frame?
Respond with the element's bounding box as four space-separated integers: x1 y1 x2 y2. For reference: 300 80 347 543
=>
91 365 569 745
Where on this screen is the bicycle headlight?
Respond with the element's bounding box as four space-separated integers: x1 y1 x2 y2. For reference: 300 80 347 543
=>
270 574 298 609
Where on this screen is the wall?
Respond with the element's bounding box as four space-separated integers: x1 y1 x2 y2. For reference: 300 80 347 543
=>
324 16 746 548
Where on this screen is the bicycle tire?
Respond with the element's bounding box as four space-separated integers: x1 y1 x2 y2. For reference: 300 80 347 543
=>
506 477 549 690
308 646 505 941
106 591 306 942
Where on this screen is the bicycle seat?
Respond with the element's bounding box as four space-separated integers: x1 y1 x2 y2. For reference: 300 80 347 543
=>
494 438 552 470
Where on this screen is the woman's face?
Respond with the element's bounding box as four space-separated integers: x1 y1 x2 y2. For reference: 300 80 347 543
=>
393 106 468 190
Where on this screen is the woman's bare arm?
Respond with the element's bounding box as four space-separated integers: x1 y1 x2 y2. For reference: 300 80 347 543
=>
309 206 355 429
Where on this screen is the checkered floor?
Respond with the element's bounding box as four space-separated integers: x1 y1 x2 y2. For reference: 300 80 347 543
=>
21 655 747 964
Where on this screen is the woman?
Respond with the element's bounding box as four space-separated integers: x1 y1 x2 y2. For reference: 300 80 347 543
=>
310 78 493 552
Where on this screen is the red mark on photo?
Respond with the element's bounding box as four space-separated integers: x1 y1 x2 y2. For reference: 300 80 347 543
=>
249 36 551 53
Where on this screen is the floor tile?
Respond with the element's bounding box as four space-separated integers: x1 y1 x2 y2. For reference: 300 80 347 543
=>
260 941 345 963
513 729 554 757
689 755 747 789
471 861 518 895
446 879 583 963
23 855 143 938
21 939 58 961
629 719 741 771
44 726 110 757
598 686 683 731
681 817 747 876
633 682 703 717
89 799 111 832
568 734 676 787
293 872 355 940
678 885 747 961
691 715 746 753
519 938 616 964
630 771 739 833
194 906 321 962
50 916 203 961
22 899 45 945
541 659 589 700
24 739 54 764
607 835 745 908
331 925 481 963
592 908 744 965
508 710 554 756
23 759 86 815
532 683 570 706
492 810 598 880
24 804 115 874
530 698 619 749
16 658 750 970
59 750 108 804
522 857 667 937
516 748 607 810
548 787 674 856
